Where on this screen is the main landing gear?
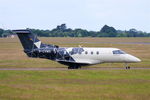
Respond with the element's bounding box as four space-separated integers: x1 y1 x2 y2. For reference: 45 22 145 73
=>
125 63 130 69
68 64 81 69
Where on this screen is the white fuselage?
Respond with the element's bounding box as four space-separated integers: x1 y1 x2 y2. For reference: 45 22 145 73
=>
66 47 141 65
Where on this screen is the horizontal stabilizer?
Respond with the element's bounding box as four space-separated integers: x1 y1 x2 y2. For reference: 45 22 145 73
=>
12 30 31 34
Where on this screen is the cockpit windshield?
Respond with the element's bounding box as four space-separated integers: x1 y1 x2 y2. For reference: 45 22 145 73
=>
113 50 126 54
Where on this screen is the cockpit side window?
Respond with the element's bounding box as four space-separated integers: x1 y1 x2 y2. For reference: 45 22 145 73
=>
70 48 84 55
113 50 126 54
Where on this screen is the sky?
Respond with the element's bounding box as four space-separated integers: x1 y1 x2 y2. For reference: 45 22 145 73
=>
0 0 150 32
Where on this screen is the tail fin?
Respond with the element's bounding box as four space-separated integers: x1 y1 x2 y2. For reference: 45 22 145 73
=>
13 30 42 52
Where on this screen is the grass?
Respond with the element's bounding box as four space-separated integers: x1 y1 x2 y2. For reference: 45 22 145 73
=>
0 37 150 100
0 70 150 100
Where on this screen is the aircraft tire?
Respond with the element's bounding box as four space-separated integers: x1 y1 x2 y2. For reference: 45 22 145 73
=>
68 64 79 69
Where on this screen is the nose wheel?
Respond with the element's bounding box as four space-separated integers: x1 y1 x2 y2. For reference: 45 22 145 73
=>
125 63 130 69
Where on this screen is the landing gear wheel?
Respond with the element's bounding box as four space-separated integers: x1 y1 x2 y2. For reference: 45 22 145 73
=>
68 64 80 69
125 63 130 69
128 66 130 69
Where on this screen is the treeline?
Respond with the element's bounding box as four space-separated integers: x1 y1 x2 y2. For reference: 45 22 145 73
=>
0 29 13 37
0 24 150 37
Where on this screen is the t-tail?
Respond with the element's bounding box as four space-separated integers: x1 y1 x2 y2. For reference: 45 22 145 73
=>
13 30 58 58
12 30 43 57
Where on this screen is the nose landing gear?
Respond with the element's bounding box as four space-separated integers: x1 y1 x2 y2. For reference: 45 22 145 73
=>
125 63 130 69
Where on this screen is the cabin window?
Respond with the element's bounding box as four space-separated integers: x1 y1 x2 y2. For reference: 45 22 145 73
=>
113 50 126 54
96 51 99 55
85 51 88 54
91 51 93 55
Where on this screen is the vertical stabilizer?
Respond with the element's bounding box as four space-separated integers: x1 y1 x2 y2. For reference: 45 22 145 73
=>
13 30 41 52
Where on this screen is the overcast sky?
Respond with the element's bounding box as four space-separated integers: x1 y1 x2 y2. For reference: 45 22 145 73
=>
0 0 150 32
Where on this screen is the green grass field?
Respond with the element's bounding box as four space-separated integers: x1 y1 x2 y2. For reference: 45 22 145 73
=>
0 70 150 100
0 37 150 100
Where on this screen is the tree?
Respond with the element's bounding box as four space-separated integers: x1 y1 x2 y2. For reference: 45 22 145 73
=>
0 28 4 37
126 28 138 37
100 25 117 37
2 30 12 37
56 24 67 32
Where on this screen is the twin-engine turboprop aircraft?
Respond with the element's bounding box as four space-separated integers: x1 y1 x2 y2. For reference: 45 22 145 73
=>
13 30 141 69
